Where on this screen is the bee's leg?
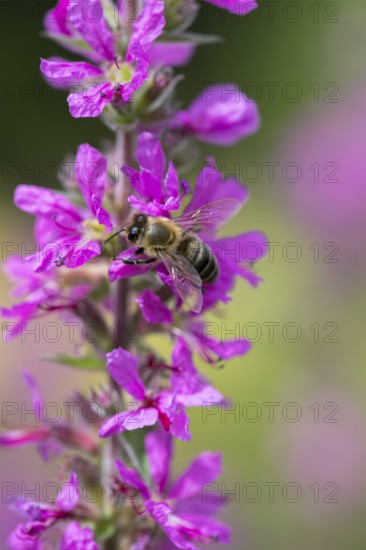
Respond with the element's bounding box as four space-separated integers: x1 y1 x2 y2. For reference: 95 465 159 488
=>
135 247 145 255
122 257 157 265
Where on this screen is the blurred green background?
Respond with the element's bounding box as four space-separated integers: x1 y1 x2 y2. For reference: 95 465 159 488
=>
1 1 366 548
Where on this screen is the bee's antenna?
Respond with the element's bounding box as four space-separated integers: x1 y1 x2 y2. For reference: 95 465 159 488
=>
104 228 125 244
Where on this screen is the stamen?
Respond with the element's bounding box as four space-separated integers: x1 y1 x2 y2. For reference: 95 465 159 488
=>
114 56 120 69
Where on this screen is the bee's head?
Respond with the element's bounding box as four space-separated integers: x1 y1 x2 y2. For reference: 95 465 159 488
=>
126 213 148 243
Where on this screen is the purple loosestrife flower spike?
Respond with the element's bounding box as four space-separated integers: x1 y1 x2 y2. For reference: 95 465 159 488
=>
3 0 266 547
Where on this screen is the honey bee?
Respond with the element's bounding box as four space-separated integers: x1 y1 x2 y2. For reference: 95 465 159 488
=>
108 199 240 313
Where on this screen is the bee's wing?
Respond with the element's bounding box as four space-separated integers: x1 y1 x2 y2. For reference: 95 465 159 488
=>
158 251 203 314
174 199 241 232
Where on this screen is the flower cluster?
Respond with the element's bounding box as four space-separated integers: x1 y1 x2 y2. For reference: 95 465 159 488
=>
1 0 266 548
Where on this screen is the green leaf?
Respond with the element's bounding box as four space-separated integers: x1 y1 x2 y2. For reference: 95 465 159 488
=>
41 353 105 370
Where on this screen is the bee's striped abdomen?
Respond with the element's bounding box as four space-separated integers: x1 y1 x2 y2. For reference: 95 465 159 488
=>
178 235 219 284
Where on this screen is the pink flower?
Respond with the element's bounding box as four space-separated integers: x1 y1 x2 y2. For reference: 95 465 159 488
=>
125 132 185 217
60 521 99 549
114 428 230 549
14 144 112 271
41 0 165 117
174 84 260 146
135 286 251 367
7 473 81 550
0 372 98 459
98 348 191 441
0 255 92 339
149 41 195 67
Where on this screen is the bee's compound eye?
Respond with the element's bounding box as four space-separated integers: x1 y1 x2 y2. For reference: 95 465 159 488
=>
128 226 139 242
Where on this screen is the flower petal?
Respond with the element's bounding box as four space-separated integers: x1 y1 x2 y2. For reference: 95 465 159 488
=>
140 169 164 202
56 472 79 512
108 248 154 281
61 521 99 550
131 0 165 51
175 494 224 517
168 452 222 501
164 162 180 200
174 513 230 545
207 335 252 359
75 143 107 212
14 185 82 224
44 0 71 36
7 521 48 550
145 428 173 494
115 460 150 499
40 58 102 88
99 407 158 437
184 162 248 225
136 289 173 324
169 408 191 442
107 348 145 400
203 0 258 15
122 165 144 196
149 42 195 67
91 195 113 231
176 385 223 408
171 338 223 406
67 0 115 60
145 501 198 550
136 132 165 182
67 82 114 118
217 231 268 286
123 41 150 101
63 240 101 268
175 84 260 146
155 392 191 441
0 429 49 448
128 195 168 217
22 370 43 417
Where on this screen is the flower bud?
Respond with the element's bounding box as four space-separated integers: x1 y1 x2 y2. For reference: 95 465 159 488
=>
164 0 199 32
174 84 260 146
